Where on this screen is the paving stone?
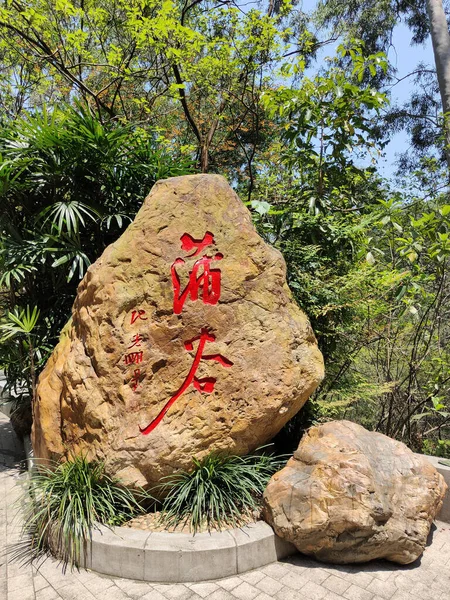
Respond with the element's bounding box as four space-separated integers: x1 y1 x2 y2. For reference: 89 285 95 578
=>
67 576 115 596
408 583 436 600
8 573 34 591
231 581 260 600
33 565 71 587
367 568 395 582
366 579 398 600
253 594 274 600
255 575 283 596
188 582 220 598
300 580 328 600
217 578 243 592
113 579 154 598
282 556 309 571
33 573 51 592
153 584 193 600
384 573 412 591
302 567 330 584
8 587 37 600
344 584 375 600
322 574 351 595
205 591 236 600
259 563 291 581
274 588 305 600
390 592 418 600
321 593 348 600
56 583 97 600
239 571 265 586
343 571 374 588
140 589 170 600
35 588 63 600
280 571 311 591
6 562 32 580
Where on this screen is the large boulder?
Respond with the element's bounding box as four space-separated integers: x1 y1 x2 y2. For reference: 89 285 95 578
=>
263 420 448 564
32 174 324 489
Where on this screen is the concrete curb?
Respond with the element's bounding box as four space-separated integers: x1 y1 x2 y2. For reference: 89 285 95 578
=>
84 457 450 583
422 454 450 523
23 434 34 472
84 521 295 583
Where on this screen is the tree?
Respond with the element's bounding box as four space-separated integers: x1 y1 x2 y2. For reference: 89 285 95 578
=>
0 1 296 174
315 0 450 170
0 104 193 421
427 0 450 167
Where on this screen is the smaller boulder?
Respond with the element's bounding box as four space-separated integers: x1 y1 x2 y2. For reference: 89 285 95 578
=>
263 420 448 564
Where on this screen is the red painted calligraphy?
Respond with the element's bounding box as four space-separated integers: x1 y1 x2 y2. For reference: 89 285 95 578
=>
128 333 142 348
127 310 146 392
139 328 233 435
171 231 223 315
131 368 141 392
180 231 215 257
130 309 147 324
124 351 144 365
171 255 223 314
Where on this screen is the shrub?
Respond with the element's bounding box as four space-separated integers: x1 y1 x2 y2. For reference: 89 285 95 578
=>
158 450 286 534
22 455 150 569
422 439 450 459
0 103 195 413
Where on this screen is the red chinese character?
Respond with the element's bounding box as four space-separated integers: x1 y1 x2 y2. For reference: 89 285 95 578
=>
130 369 141 392
130 309 147 324
124 351 144 365
139 328 233 435
171 231 223 315
171 254 223 314
180 231 215 257
128 333 142 348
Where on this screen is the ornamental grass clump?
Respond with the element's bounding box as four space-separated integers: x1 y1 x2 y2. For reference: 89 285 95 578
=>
158 450 286 534
22 455 149 569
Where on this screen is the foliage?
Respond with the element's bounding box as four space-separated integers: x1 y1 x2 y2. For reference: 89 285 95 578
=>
251 41 450 452
422 439 450 458
252 43 388 362
0 1 449 459
158 450 285 534
0 103 194 410
22 455 150 570
314 0 450 170
0 0 298 174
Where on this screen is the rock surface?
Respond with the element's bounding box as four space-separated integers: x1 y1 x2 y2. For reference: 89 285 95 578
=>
32 174 324 489
263 420 448 564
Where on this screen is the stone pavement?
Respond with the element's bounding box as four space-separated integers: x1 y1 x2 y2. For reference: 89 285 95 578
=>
1 413 450 600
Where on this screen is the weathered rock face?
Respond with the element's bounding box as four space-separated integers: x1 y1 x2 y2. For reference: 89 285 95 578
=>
263 420 448 564
32 174 324 489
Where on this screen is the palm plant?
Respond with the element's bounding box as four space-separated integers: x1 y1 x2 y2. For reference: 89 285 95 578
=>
0 103 194 417
159 450 286 534
0 305 43 400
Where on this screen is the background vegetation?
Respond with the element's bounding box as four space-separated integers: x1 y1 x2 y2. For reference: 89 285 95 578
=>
0 0 449 457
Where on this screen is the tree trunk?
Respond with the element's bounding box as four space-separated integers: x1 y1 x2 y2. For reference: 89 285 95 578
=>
427 0 450 168
200 144 209 173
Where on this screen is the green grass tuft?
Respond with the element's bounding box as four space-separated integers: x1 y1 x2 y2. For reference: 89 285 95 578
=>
22 455 151 570
158 449 286 534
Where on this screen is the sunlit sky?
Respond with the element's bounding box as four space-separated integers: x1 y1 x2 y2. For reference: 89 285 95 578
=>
299 1 435 182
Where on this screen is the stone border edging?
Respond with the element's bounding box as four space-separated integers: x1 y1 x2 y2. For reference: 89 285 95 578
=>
422 454 450 523
83 456 450 583
23 434 34 472
83 521 295 583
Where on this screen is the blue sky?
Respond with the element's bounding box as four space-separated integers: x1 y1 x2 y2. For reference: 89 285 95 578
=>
379 23 434 178
299 1 435 180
